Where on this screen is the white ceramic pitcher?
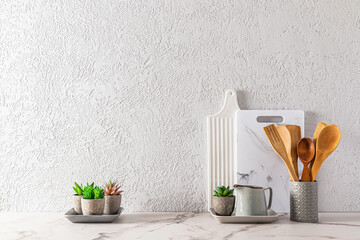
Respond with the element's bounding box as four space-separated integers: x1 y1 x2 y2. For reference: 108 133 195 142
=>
234 185 272 216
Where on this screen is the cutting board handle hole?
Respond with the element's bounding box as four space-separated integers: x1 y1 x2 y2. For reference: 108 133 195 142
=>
257 116 284 123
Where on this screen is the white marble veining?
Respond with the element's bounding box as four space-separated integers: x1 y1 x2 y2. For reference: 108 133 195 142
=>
0 212 359 240
236 110 304 212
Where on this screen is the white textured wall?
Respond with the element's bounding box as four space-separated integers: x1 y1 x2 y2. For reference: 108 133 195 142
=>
0 0 359 212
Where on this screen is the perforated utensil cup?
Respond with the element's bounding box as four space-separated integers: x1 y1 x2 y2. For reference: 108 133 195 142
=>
290 181 318 223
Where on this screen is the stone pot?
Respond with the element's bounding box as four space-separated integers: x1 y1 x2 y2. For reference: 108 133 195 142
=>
73 194 82 214
104 194 122 215
81 198 105 215
212 196 235 216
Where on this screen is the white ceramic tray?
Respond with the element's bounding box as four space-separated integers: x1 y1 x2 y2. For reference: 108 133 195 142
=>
65 207 124 223
210 208 281 223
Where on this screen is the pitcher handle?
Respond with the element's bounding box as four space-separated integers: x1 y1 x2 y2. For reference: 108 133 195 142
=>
264 187 273 210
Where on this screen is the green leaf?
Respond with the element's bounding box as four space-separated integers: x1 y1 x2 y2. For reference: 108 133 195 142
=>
83 185 94 199
74 182 83 195
93 186 104 199
73 183 82 195
214 186 233 197
217 187 224 196
73 187 78 195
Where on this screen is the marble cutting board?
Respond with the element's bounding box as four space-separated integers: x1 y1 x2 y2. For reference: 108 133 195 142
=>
236 110 304 212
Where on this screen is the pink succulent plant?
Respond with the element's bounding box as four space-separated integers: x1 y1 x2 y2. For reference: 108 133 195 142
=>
103 180 123 196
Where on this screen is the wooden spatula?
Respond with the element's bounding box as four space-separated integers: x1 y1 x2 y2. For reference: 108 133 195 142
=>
277 125 292 157
263 124 299 181
277 125 294 176
286 125 301 179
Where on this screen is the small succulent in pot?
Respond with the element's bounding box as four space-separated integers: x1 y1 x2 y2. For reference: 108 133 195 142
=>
81 184 105 215
212 186 235 216
72 182 88 214
103 180 123 215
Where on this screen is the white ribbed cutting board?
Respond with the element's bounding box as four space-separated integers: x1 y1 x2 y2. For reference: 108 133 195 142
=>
236 110 304 212
207 90 239 209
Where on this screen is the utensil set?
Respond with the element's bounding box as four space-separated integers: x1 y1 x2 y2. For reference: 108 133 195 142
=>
264 122 340 182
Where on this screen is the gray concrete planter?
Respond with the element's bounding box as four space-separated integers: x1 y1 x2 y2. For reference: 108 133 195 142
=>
73 194 83 214
81 198 105 215
212 196 235 216
104 195 122 215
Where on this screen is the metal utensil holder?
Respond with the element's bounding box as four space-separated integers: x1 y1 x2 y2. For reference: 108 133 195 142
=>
290 181 318 223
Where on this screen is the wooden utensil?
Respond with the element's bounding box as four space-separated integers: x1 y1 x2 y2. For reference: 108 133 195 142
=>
310 122 327 175
286 125 301 179
313 122 327 146
277 125 294 177
297 138 315 182
263 124 299 181
311 124 341 181
277 125 292 157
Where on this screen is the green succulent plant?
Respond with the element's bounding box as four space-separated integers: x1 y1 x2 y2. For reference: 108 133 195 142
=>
83 185 93 199
73 182 84 195
213 186 234 197
73 182 94 196
83 183 104 200
94 186 105 199
85 182 94 189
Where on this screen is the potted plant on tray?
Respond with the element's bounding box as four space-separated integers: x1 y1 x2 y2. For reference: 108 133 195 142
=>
72 182 87 214
212 186 235 216
81 184 105 215
103 180 123 215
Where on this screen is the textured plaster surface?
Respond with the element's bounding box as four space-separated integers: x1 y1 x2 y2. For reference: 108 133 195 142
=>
0 1 360 212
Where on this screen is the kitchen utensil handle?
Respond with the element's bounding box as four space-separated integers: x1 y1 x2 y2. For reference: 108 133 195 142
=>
264 187 273 210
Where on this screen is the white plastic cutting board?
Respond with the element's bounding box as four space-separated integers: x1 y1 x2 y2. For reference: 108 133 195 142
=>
236 110 304 212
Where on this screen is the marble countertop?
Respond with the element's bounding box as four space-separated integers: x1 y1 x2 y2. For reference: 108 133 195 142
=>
0 211 359 240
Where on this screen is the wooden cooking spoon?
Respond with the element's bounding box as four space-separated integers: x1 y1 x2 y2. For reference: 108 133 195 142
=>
311 124 341 181
310 122 327 176
297 138 315 182
313 122 327 147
